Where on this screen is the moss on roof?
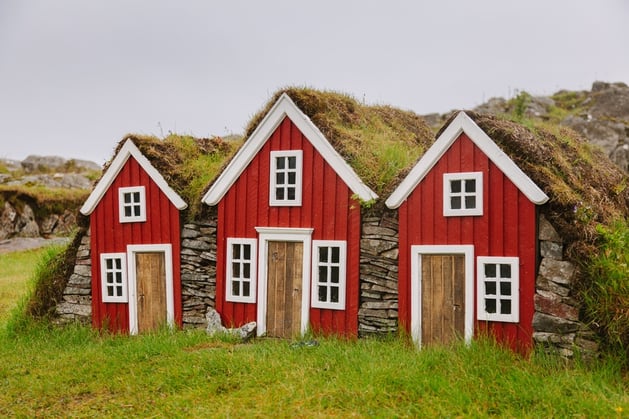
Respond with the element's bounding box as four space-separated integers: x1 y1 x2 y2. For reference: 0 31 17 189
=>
245 87 435 197
106 133 240 219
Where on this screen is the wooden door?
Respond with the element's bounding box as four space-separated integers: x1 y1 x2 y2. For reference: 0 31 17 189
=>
266 241 303 338
421 254 465 346
135 252 167 333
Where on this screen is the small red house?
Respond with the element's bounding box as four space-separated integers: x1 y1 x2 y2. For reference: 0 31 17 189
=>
202 93 378 338
386 111 549 351
80 139 187 334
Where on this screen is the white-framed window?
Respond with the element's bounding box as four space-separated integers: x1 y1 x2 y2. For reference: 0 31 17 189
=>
226 238 257 303
269 150 303 206
477 256 519 323
443 172 483 216
118 186 146 223
100 253 128 303
311 240 346 310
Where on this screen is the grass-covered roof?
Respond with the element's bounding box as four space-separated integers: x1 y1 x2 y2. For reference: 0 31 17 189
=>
245 87 435 197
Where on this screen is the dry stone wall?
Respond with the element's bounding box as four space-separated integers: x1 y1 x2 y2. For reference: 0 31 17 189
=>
358 208 399 336
55 230 92 324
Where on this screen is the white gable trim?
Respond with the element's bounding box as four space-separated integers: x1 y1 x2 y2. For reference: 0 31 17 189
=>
385 111 549 209
202 93 378 206
80 139 187 215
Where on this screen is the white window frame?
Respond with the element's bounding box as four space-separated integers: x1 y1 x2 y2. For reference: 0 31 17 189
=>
100 253 128 303
269 150 303 206
477 256 520 323
118 186 147 223
225 238 257 303
311 240 347 310
443 172 483 216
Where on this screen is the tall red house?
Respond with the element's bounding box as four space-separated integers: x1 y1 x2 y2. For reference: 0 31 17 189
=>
202 93 377 338
80 139 187 334
386 112 549 352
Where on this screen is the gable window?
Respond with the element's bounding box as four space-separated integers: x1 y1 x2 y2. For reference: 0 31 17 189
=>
100 253 128 303
226 238 257 303
119 186 146 223
477 257 519 323
311 240 346 310
443 172 483 216
269 150 303 206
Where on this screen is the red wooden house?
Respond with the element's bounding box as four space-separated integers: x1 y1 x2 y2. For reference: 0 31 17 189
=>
202 93 378 338
386 111 549 352
80 139 187 334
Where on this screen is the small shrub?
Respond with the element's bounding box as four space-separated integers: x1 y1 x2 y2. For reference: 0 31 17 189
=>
583 219 629 351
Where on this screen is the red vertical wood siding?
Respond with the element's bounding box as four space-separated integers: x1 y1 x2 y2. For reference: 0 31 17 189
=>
90 157 182 333
398 133 537 352
216 117 361 337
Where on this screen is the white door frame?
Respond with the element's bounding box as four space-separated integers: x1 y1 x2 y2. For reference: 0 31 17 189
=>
127 243 175 335
410 245 474 348
255 227 313 337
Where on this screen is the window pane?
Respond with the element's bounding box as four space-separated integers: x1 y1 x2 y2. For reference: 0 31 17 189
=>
485 298 496 313
124 206 132 217
243 281 250 297
276 172 285 185
450 179 461 193
243 263 250 279
484 263 496 278
133 192 140 202
465 179 476 193
319 247 328 263
106 259 113 270
276 157 285 169
318 285 327 302
232 244 240 259
500 299 511 315
465 196 476 209
116 286 123 297
451 196 461 210
124 193 132 204
232 281 240 296
288 172 296 184
133 205 141 217
243 244 250 260
331 266 339 283
115 272 122 284
232 262 240 278
319 266 328 283
276 188 284 200
331 247 340 263
500 264 512 278
288 156 296 169
331 286 339 303
106 272 113 284
485 281 496 295
107 285 114 297
500 281 511 296
287 187 295 200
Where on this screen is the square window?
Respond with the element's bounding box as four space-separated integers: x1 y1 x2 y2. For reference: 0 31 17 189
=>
477 257 519 323
100 253 127 303
226 238 257 303
118 186 146 223
443 172 483 216
311 241 346 310
270 150 303 206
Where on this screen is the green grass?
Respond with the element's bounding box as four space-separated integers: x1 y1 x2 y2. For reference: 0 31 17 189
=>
0 247 49 321
1 249 628 417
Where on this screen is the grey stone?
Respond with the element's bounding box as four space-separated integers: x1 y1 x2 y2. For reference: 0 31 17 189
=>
538 215 562 242
73 264 92 277
540 241 563 260
532 312 580 333
182 238 211 251
181 228 200 239
538 258 576 285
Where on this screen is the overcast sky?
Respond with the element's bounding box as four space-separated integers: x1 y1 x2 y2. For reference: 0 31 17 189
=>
1 1 628 164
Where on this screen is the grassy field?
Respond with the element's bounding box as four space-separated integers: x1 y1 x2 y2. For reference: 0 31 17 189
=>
0 248 627 417
0 247 48 321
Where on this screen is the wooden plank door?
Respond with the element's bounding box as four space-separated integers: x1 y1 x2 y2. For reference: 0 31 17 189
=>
266 241 303 338
421 254 465 346
135 252 167 333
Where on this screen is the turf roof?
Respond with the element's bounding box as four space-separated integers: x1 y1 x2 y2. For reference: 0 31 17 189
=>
245 87 435 197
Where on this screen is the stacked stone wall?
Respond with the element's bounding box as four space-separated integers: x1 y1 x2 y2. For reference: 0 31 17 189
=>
358 208 399 336
55 230 92 324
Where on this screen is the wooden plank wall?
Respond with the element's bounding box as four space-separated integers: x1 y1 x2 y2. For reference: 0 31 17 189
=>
90 157 182 333
217 117 361 336
398 133 537 352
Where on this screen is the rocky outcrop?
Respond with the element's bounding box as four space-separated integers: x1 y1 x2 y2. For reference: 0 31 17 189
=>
358 209 399 336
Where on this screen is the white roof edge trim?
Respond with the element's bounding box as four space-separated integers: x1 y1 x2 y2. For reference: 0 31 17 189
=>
385 111 549 209
202 92 378 206
80 139 188 215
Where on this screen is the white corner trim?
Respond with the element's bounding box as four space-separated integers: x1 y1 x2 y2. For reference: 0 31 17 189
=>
202 93 378 206
127 244 175 335
386 111 549 209
80 139 187 215
410 245 474 349
255 227 313 337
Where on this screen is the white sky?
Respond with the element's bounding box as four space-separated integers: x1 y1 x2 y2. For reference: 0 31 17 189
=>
1 0 628 164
